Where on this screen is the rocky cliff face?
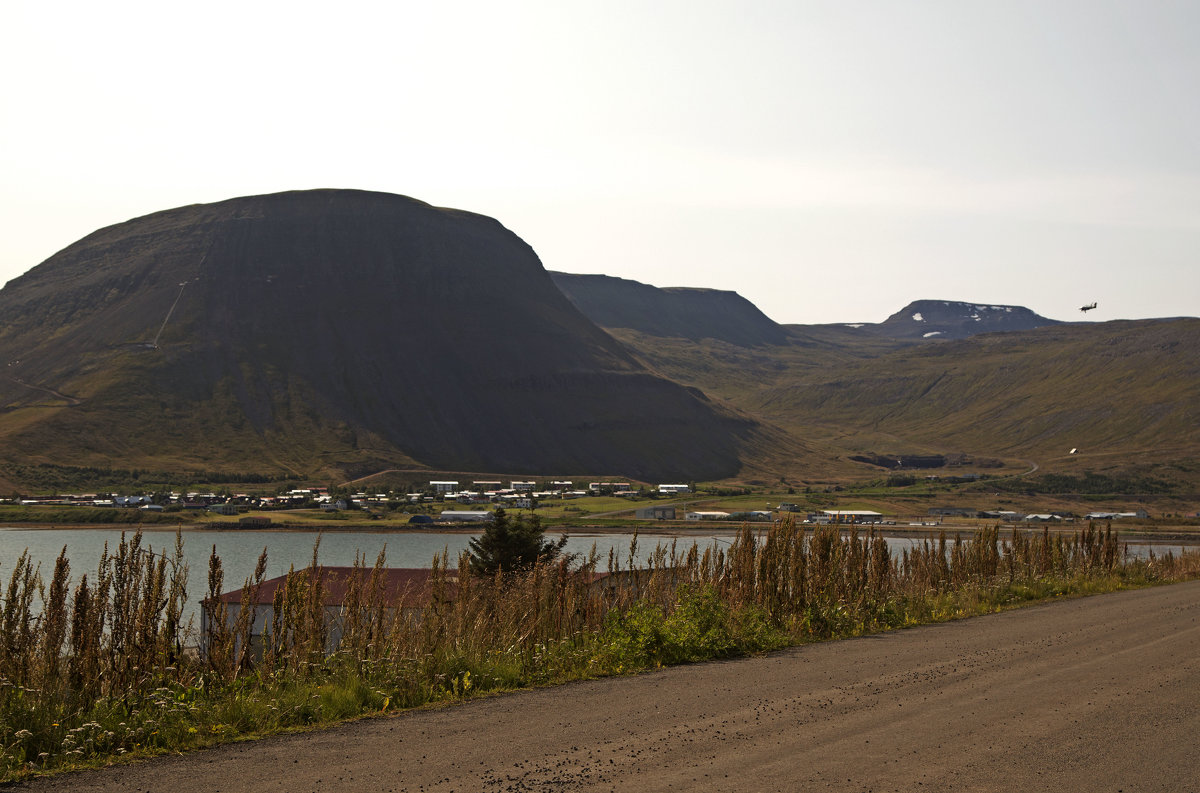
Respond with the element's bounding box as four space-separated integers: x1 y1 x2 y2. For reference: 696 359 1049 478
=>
0 190 756 480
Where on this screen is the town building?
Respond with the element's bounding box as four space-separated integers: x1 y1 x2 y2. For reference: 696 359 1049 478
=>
806 510 884 524
635 505 677 520
201 567 458 656
438 510 493 522
928 507 978 517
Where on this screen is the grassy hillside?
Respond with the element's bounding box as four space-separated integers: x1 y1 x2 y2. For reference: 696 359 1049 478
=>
608 319 1200 491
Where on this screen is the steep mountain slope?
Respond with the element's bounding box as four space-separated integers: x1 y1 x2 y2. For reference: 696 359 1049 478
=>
550 272 787 347
870 299 1062 340
0 189 763 481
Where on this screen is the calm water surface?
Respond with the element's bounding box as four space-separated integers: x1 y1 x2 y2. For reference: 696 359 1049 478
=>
1 526 1191 621
0 527 748 596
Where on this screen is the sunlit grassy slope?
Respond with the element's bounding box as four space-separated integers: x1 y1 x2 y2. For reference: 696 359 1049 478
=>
609 318 1200 488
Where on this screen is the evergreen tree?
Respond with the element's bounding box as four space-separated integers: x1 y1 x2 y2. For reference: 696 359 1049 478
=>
467 508 567 575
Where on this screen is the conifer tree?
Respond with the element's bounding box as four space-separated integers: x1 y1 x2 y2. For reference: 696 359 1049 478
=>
467 508 567 575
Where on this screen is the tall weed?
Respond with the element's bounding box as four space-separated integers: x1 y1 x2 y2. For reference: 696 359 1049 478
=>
1 520 1197 780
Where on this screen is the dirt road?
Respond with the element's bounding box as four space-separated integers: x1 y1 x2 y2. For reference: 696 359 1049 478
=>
13 581 1200 792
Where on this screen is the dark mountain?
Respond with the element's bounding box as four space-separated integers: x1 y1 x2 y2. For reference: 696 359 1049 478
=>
867 299 1061 340
550 272 787 347
0 189 761 481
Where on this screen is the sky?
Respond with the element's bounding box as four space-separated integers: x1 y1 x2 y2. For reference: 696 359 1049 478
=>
1 0 1196 326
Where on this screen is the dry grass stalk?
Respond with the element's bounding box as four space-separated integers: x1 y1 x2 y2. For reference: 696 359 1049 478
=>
3 518 1200 781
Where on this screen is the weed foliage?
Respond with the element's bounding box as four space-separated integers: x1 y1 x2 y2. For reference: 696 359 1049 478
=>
1 521 1197 780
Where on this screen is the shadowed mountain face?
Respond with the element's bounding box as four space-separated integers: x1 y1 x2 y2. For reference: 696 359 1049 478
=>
869 300 1061 340
550 272 787 347
0 190 757 480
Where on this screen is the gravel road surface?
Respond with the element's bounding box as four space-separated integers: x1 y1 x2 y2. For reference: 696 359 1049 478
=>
11 581 1199 792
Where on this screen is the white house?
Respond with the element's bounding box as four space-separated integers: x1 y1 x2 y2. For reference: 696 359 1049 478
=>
821 510 883 524
685 511 730 521
658 484 691 494
430 481 459 493
588 482 631 494
729 511 773 522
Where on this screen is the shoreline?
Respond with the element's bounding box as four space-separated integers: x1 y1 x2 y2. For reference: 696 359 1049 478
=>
4 520 1198 545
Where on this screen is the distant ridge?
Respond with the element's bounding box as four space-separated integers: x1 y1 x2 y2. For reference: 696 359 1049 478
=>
550 272 787 347
0 189 760 481
866 299 1061 340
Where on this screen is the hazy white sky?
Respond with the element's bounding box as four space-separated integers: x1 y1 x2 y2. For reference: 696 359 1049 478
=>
2 0 1196 325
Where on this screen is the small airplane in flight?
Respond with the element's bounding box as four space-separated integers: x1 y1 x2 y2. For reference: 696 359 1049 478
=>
1079 302 1097 313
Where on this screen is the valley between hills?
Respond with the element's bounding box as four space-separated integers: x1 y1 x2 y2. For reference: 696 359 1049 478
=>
0 189 1197 519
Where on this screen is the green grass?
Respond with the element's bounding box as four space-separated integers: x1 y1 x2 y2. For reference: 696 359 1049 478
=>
0 504 192 525
609 319 1200 489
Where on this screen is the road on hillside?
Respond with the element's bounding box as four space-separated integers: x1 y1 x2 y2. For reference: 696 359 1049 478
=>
13 582 1200 793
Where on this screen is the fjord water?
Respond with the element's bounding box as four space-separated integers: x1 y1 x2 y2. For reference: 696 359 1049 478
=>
0 527 745 597
2 526 1189 623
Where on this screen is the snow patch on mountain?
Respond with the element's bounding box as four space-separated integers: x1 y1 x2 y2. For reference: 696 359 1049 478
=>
877 299 1061 340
